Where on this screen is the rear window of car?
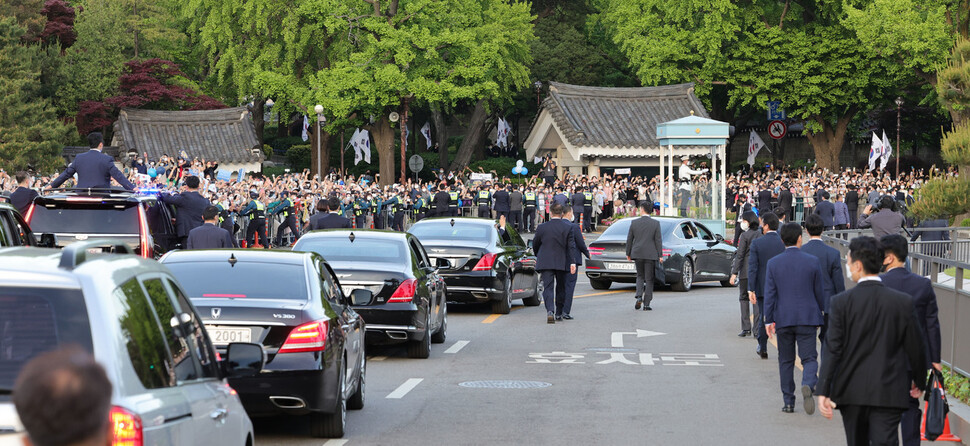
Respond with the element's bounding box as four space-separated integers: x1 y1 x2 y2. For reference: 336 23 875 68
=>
30 202 138 235
600 218 675 240
0 287 93 392
295 238 406 263
409 222 493 242
164 261 309 301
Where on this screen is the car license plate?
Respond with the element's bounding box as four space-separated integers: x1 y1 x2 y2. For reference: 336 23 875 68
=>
206 326 251 344
607 262 635 271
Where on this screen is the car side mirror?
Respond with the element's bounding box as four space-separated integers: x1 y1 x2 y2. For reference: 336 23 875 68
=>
435 257 452 270
224 342 264 378
715 233 724 242
38 233 57 248
350 289 373 306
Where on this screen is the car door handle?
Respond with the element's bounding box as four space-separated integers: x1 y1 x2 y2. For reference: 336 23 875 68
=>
210 408 228 423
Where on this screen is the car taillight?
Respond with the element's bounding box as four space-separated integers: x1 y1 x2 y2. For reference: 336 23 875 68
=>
110 406 143 446
279 320 328 353
662 249 672 258
388 278 417 303
24 204 35 223
589 246 604 256
137 206 151 258
472 253 497 271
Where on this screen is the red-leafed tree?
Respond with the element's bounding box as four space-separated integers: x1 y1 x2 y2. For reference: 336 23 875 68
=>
76 58 226 135
39 0 76 52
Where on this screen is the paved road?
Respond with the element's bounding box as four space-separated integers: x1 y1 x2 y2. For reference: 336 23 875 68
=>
256 263 852 445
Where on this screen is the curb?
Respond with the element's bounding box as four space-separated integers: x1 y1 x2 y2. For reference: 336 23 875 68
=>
948 398 970 444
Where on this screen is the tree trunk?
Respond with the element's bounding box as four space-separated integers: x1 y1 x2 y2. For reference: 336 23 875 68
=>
431 103 449 169
803 110 856 171
309 123 331 179
367 114 396 186
252 96 265 147
277 111 286 137
449 99 488 172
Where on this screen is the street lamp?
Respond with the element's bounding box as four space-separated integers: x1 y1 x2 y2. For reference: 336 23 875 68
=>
895 97 903 178
314 104 324 178
534 81 542 107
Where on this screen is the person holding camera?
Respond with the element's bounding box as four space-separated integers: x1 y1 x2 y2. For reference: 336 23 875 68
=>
857 195 906 239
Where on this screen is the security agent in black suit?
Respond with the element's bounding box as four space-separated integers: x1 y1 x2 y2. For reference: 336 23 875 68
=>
49 132 136 191
309 197 353 230
879 234 943 446
816 237 928 445
160 175 210 248
186 206 235 249
626 201 663 311
433 183 451 217
777 183 793 220
570 187 585 226
561 207 589 320
532 203 577 324
493 185 511 221
747 212 785 359
9 171 38 216
845 186 859 228
813 191 836 230
757 186 773 214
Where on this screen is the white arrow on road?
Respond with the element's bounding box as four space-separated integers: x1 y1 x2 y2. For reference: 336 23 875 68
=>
611 329 666 348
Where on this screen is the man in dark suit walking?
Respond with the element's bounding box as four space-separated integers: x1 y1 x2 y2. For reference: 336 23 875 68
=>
49 132 136 191
801 215 844 343
730 211 761 337
9 171 38 216
845 185 859 228
764 222 827 414
433 183 451 217
533 204 577 324
879 234 942 446
626 201 663 311
570 187 585 227
160 175 210 248
186 206 235 249
757 184 773 215
561 208 589 320
777 183 793 221
748 212 785 359
813 191 835 230
493 184 511 221
816 237 928 445
310 197 353 230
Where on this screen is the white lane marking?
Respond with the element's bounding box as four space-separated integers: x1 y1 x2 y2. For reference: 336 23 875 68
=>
444 340 470 354
323 440 348 446
386 378 424 399
370 356 388 361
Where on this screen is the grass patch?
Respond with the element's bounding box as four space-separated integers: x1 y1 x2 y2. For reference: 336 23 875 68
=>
943 365 970 406
944 267 957 276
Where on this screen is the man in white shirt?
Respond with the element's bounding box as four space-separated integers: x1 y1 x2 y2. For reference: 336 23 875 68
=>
678 156 708 216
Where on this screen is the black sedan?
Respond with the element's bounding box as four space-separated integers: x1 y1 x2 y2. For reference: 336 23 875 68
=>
408 217 541 314
293 230 447 359
585 217 736 292
160 249 365 438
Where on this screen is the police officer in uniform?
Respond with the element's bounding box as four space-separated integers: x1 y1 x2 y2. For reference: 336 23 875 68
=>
523 187 538 233
448 186 460 217
241 191 268 248
372 194 386 229
477 183 492 218
273 191 299 246
381 190 403 231
583 187 594 232
353 195 368 229
213 199 238 247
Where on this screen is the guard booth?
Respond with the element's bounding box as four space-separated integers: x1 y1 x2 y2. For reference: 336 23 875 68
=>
656 115 729 236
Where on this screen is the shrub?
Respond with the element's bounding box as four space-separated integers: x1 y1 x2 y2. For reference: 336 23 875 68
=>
266 136 305 155
286 145 311 170
942 121 970 167
909 176 970 220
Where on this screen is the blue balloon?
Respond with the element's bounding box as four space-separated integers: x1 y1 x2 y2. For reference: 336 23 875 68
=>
512 166 521 174
520 167 528 175
147 168 157 178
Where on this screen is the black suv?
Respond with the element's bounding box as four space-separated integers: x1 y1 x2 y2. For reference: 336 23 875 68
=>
0 201 36 247
25 189 178 258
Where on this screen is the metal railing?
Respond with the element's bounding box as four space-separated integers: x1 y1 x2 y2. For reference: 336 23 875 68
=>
825 227 970 264
821 232 970 381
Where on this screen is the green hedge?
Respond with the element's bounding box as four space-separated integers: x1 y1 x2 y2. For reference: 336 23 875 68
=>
287 145 311 170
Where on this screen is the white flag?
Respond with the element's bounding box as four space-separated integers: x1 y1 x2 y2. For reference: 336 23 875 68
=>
359 129 372 164
880 130 892 170
496 118 510 148
301 115 309 142
421 122 432 149
350 128 362 165
747 131 766 166
868 132 881 172
534 156 543 164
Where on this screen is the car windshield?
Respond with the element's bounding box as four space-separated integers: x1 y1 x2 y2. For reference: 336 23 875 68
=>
164 262 309 301
30 202 138 235
0 286 93 392
600 218 675 239
295 238 406 263
409 222 493 242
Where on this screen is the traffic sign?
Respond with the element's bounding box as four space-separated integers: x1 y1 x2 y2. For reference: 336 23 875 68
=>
768 120 787 139
766 101 786 120
408 154 424 173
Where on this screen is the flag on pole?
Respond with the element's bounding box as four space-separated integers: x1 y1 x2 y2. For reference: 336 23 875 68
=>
421 122 432 149
359 129 372 164
301 115 309 142
868 132 881 171
880 130 892 171
496 118 510 148
350 128 362 165
747 131 766 166
403 124 409 150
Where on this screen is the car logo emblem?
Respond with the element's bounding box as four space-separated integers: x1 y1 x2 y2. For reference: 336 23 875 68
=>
211 308 221 319
430 249 445 253
75 234 88 240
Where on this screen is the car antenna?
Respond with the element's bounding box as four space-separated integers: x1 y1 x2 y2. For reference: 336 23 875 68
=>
228 253 237 267
349 232 355 243
450 219 455 227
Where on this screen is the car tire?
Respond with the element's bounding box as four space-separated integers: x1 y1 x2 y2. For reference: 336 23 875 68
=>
408 313 432 358
521 273 541 306
490 274 512 314
310 360 346 438
347 355 365 410
589 278 612 290
671 259 693 292
431 302 447 344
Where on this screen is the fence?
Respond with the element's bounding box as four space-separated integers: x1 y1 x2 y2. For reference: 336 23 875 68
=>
821 230 970 381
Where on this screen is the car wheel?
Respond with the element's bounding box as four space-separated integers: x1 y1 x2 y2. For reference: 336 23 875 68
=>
671 259 693 292
407 313 432 358
490 274 512 314
347 355 365 410
431 302 447 344
589 278 612 290
521 273 541 306
310 360 346 438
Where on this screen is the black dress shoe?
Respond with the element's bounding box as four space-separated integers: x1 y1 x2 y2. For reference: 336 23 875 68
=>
782 405 794 413
643 305 652 311
756 348 768 359
562 314 574 320
547 312 555 324
555 316 563 321
738 330 751 337
635 298 643 310
802 386 815 415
